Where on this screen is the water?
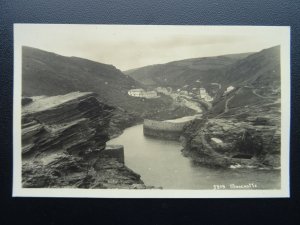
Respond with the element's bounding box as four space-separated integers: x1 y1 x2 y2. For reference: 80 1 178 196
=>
107 124 280 190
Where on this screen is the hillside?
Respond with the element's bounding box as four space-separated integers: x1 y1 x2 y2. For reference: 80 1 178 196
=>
125 52 253 87
22 46 141 108
22 46 194 121
210 45 281 115
223 45 280 88
126 46 280 111
181 46 281 169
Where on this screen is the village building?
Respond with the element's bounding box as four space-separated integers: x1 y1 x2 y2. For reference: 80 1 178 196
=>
144 91 158 98
128 89 144 97
199 88 207 98
156 87 172 95
191 87 198 94
128 89 159 98
204 95 213 102
224 86 235 95
180 90 188 95
199 87 214 102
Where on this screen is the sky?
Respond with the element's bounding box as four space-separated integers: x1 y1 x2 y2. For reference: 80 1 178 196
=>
14 24 288 71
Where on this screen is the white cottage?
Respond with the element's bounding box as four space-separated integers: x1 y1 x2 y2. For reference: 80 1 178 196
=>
224 86 235 95
128 89 158 98
128 89 145 97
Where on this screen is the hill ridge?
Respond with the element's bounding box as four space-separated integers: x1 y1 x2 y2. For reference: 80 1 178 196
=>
23 46 120 72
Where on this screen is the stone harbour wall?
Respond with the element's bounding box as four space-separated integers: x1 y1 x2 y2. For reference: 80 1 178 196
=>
100 145 124 164
143 127 182 140
143 119 192 140
144 119 188 131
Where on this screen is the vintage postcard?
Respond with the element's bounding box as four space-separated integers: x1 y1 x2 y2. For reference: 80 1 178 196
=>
13 24 290 198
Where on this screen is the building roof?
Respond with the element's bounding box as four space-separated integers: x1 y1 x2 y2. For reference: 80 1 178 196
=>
129 88 144 92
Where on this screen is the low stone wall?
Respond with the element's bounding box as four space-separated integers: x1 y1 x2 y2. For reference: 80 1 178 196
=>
143 119 193 140
100 145 124 163
144 119 187 131
143 127 182 141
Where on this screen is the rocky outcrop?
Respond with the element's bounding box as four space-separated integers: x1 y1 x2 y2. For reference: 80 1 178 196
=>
22 92 147 189
181 116 280 168
22 149 146 189
22 92 112 158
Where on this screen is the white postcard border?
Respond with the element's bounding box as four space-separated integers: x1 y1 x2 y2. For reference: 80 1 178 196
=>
13 24 290 198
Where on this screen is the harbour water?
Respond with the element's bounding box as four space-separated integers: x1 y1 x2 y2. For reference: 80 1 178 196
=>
107 124 280 190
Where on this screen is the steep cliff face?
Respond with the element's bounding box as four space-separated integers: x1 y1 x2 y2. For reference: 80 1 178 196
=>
22 92 111 157
181 46 281 169
22 92 147 189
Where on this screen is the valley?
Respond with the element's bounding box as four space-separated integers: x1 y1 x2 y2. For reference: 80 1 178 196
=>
21 45 281 189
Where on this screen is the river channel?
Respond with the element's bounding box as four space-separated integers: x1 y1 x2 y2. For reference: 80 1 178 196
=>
107 124 280 190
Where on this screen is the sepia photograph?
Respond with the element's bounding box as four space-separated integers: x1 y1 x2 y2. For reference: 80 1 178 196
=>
13 24 290 198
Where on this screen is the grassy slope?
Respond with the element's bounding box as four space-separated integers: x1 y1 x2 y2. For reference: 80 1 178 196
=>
22 46 192 118
125 52 253 87
208 46 281 119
